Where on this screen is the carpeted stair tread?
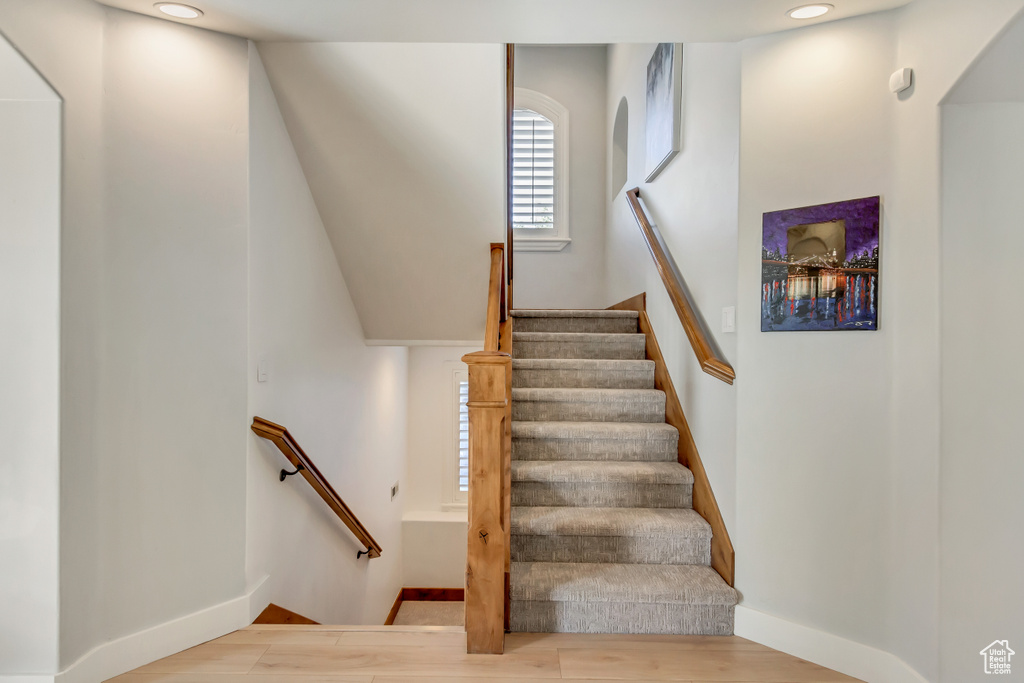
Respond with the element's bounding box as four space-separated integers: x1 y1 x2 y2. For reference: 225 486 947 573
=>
511 506 710 564
511 562 737 605
512 359 655 389
512 421 679 462
512 420 678 442
514 332 645 342
511 461 693 508
513 388 666 423
514 358 650 367
511 506 709 538
513 387 664 403
512 310 640 334
512 332 647 360
512 461 692 486
513 309 639 319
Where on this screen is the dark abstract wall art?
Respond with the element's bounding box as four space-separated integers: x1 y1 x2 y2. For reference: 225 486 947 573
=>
761 196 880 332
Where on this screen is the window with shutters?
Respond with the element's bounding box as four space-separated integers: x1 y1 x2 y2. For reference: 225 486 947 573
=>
442 369 470 509
456 378 469 495
513 88 570 252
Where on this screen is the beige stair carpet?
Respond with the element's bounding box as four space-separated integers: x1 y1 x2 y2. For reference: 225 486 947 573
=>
508 308 737 635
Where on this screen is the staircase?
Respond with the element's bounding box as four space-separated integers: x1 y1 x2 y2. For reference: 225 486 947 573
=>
508 309 738 635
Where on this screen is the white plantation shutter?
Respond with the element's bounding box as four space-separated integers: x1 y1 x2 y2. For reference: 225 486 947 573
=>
512 108 555 230
458 380 469 493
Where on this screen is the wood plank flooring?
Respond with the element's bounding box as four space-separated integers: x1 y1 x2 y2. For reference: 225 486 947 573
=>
106 627 863 682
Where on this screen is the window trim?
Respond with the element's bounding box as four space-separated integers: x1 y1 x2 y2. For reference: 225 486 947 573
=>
442 368 469 510
513 87 571 253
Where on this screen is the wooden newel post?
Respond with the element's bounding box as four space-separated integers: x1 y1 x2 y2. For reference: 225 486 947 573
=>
462 350 511 655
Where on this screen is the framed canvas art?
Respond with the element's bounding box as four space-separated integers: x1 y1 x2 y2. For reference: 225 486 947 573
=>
645 42 682 182
761 196 881 332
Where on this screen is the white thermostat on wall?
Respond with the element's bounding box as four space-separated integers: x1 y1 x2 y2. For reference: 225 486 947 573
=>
889 67 913 94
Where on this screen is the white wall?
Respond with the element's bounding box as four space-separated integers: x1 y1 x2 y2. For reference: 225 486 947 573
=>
0 0 251 671
736 13 896 659
514 45 608 310
247 44 408 625
256 42 505 343
401 346 476 588
886 4 1024 680
939 15 1024 679
604 42 740 532
940 102 1024 683
0 33 62 677
734 4 1024 681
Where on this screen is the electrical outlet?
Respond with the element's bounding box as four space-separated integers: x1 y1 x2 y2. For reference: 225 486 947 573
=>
390 481 399 501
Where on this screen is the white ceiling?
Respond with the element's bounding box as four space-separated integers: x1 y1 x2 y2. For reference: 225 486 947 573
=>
93 0 913 43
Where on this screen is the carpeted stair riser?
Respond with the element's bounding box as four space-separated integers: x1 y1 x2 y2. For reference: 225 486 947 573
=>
511 562 736 603
512 482 690 508
511 507 710 565
512 527 710 564
511 533 709 564
513 389 666 423
513 332 647 361
511 461 692 506
513 315 639 334
510 562 737 635
512 359 655 389
512 437 678 462
510 601 735 635
512 421 679 462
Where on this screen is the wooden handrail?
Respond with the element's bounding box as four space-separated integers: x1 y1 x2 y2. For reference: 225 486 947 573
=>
485 243 504 351
251 416 382 559
609 293 735 586
625 188 735 384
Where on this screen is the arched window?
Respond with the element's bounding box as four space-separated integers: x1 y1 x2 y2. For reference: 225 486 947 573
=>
513 88 570 251
512 108 555 229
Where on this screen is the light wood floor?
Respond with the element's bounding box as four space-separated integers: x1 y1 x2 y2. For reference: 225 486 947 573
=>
106 626 863 682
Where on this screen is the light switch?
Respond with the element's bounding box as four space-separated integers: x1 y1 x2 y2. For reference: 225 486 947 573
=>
257 357 269 383
721 306 736 333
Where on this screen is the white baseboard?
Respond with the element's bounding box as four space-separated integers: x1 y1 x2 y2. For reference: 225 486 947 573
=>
1 578 273 683
735 605 930 683
247 574 273 623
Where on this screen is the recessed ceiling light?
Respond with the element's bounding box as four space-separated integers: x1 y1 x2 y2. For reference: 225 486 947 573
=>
154 3 204 19
788 4 833 19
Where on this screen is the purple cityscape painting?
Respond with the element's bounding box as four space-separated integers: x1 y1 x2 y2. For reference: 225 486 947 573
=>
761 196 880 332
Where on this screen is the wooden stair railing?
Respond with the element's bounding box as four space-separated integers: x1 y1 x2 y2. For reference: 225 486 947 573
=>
613 189 736 586
625 188 735 384
251 416 382 559
463 242 512 654
609 293 736 587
